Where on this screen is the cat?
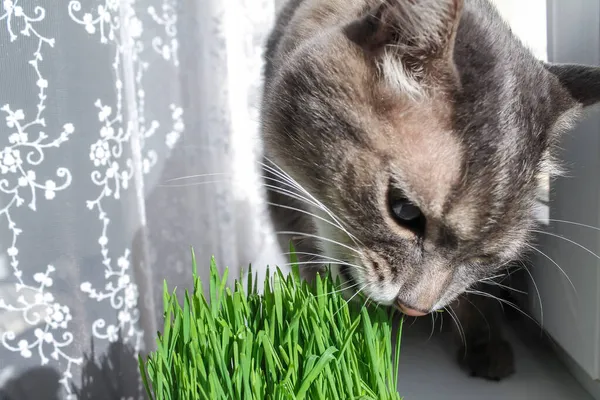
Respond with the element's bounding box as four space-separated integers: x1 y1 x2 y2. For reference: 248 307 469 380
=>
259 0 600 381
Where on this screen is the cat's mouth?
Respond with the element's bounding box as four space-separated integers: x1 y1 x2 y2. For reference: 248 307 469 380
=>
337 264 428 317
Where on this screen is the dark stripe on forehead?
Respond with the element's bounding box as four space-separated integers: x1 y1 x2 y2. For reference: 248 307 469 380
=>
276 53 371 147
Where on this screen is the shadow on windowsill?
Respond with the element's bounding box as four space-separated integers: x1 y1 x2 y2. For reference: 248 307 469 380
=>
0 334 145 400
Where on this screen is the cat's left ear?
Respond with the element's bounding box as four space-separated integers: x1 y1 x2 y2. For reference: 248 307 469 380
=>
545 63 600 107
344 0 463 62
344 0 463 99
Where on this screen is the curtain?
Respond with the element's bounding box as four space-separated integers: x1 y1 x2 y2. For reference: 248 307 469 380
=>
0 0 280 399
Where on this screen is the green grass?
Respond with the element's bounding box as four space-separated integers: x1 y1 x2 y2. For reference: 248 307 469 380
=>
139 246 403 400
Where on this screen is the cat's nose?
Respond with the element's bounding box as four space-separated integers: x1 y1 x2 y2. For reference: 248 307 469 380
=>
397 300 428 317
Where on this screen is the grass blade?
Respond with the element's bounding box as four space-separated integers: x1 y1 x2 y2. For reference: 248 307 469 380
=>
139 253 402 399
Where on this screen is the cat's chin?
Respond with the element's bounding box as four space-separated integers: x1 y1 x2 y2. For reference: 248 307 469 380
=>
332 263 401 310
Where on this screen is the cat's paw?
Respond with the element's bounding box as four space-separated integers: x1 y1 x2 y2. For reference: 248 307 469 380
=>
458 339 515 381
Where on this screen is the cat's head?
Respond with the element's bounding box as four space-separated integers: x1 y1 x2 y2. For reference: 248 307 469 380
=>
262 0 600 315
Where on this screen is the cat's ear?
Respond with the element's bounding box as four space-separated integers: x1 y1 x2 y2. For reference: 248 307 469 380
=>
345 0 463 61
545 63 600 107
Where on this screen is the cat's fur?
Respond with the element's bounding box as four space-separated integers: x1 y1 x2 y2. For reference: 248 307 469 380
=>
260 0 600 380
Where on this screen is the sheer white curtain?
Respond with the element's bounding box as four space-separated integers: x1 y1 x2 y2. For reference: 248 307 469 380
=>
0 0 278 398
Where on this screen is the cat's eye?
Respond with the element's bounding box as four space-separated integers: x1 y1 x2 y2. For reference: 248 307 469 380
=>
391 199 421 221
388 188 426 234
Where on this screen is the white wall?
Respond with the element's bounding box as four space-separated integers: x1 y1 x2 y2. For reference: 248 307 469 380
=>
490 0 548 61
533 0 600 393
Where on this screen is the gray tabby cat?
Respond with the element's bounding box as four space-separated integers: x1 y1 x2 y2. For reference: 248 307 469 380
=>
260 0 600 380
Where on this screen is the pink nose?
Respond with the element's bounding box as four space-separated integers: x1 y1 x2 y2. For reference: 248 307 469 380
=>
398 303 427 317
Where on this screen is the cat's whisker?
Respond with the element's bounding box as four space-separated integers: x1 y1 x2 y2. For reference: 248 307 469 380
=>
267 201 361 246
547 218 600 232
478 280 527 295
161 163 293 187
478 273 507 282
261 161 319 203
282 251 347 263
360 294 372 312
161 174 361 253
159 178 326 224
266 185 362 247
261 163 299 187
474 260 514 286
275 231 363 256
445 305 466 350
262 174 320 203
160 163 318 210
265 180 365 248
280 252 369 274
265 179 364 250
264 183 322 210
523 242 577 295
465 289 543 330
282 251 347 266
277 260 367 274
165 172 232 182
158 177 319 217
333 284 367 318
407 315 419 328
460 294 492 341
263 158 365 248
161 162 365 255
158 180 229 188
428 312 437 341
314 280 362 298
158 164 323 216
497 265 524 285
261 161 301 190
277 261 331 268
519 260 544 326
532 229 600 265
504 264 523 277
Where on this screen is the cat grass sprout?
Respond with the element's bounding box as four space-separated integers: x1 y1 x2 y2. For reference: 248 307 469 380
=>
138 248 403 399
